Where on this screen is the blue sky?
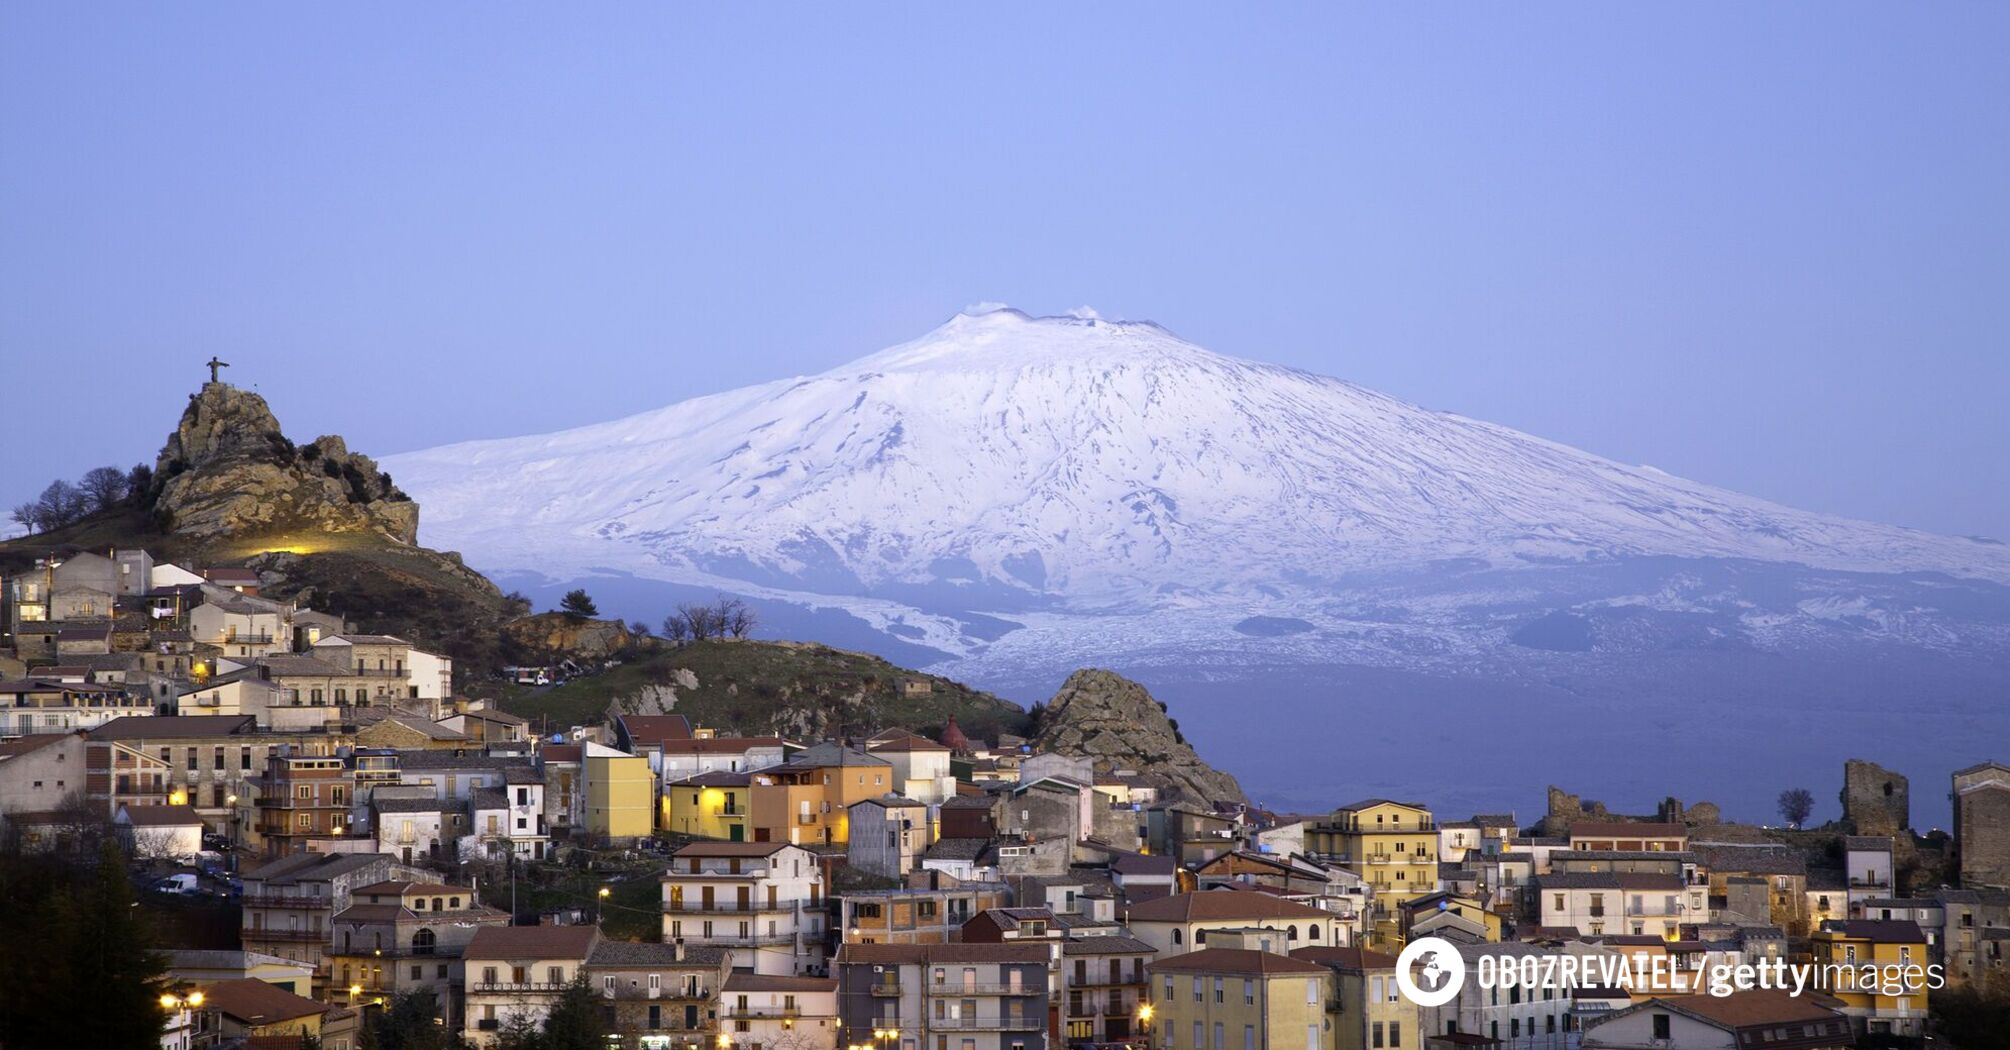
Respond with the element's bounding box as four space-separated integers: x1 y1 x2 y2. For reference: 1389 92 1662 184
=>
4 5 2007 539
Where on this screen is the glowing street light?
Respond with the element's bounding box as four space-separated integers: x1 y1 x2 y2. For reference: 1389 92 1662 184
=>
1138 1002 1155 1024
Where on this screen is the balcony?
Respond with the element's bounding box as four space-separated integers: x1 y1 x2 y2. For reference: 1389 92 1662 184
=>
243 893 331 909
924 983 1038 997
663 901 791 916
868 984 904 997
925 1016 1043 1031
471 982 573 994
247 927 327 942
721 1007 803 1021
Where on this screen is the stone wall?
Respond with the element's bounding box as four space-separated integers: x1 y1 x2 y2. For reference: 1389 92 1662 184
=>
1840 759 1909 836
1955 763 2010 889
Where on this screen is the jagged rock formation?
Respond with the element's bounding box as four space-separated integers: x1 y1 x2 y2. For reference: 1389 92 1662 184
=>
502 613 636 662
1031 668 1247 805
152 382 417 543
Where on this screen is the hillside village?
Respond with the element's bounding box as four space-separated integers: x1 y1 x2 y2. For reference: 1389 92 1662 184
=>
3 538 2010 1050
3 377 2010 1050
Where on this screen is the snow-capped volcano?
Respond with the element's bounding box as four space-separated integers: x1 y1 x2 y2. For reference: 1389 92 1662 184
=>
389 304 2009 606
390 306 2010 821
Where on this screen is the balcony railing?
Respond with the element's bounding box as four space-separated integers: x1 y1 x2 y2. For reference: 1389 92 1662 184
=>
246 927 326 942
471 982 573 994
868 984 903 997
924 983 1037 996
925 1016 1043 1031
721 1007 803 1020
242 893 331 909
663 902 792 915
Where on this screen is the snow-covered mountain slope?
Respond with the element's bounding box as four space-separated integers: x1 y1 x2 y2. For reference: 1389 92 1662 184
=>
387 305 2010 616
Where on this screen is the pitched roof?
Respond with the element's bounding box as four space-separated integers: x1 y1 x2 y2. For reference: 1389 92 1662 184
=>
617 714 693 746
662 735 786 754
589 940 731 966
1124 891 1334 923
374 797 455 814
465 924 600 960
837 943 1051 965
1290 945 1399 971
674 841 793 858
665 770 753 788
1820 919 1926 943
1149 948 1327 977
1536 872 1686 891
121 804 204 827
242 851 390 883
0 734 72 760
923 837 996 862
198 978 330 1025
1626 989 1844 1031
1061 935 1156 956
723 973 839 992
783 741 889 768
1332 798 1430 813
1110 851 1177 877
868 730 950 753
90 715 258 739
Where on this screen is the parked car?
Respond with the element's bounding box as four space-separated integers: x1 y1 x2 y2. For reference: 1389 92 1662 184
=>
154 873 201 895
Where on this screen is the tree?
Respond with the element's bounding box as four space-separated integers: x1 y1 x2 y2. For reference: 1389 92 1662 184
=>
358 989 459 1050
660 612 690 643
716 596 758 639
537 976 611 1050
673 601 721 641
1778 788 1815 828
80 465 130 512
559 589 598 620
8 503 36 534
124 463 154 504
62 842 170 1048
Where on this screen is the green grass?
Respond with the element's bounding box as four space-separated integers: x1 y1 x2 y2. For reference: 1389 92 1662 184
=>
492 639 1033 742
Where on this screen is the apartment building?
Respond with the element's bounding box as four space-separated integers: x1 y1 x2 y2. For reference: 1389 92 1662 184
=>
1810 919 1929 1039
1290 946 1413 1050
663 841 828 975
834 942 1051 1050
253 752 354 857
1535 873 1701 939
1305 800 1439 945
240 851 405 992
1567 823 1689 853
1147 948 1328 1050
587 940 734 1050
839 883 1013 946
750 743 895 846
1123 891 1345 959
1061 936 1154 1047
463 924 602 1045
326 880 508 1028
721 973 841 1050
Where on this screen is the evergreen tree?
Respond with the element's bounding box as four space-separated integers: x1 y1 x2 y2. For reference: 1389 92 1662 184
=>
538 975 611 1050
60 843 170 1048
559 589 598 620
359 989 459 1050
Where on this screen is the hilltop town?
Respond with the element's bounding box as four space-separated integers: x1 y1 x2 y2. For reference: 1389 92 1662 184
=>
2 378 2008 1050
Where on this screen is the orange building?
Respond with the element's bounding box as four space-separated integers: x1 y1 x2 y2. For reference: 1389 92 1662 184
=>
747 742 893 846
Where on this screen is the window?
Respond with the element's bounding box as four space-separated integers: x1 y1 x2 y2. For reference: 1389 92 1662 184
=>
1213 1022 1224 1050
1213 977 1223 1003
1305 979 1316 1004
1651 1014 1671 1040
1373 1022 1384 1048
1243 1026 1254 1050
1389 1023 1400 1047
1192 976 1202 1002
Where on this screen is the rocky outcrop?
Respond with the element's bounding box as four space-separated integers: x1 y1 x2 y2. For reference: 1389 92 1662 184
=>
1031 669 1247 805
502 612 636 662
152 382 417 543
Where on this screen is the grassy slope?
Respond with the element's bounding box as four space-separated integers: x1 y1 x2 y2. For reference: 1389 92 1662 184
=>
491 639 1032 743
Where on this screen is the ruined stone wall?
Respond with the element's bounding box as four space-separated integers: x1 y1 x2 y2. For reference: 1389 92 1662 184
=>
1841 759 1909 836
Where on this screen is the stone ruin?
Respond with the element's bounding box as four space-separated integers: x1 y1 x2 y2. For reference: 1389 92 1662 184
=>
1539 786 1721 837
1841 758 1910 836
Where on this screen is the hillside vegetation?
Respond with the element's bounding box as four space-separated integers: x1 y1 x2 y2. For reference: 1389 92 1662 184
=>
488 639 1032 743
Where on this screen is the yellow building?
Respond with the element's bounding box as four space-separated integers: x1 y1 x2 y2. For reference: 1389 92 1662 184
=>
660 769 753 840
1810 919 1930 1039
747 742 893 846
1148 948 1329 1050
583 741 654 841
1291 946 1415 1050
1306 799 1439 946
1397 891 1502 943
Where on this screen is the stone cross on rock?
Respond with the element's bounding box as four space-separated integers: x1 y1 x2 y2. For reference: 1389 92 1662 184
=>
206 356 230 384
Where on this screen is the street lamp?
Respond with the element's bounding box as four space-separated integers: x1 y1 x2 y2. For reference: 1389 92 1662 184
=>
160 991 205 1012
1137 1003 1155 1025
873 1026 900 1050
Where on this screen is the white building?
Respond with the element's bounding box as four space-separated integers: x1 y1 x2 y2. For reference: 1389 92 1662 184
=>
1845 836 1895 914
117 803 205 862
662 842 827 976
1536 872 1703 938
720 973 839 1050
866 731 957 805
463 925 600 1045
657 735 790 782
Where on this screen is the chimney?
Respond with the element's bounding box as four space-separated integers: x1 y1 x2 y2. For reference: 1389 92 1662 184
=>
674 938 686 962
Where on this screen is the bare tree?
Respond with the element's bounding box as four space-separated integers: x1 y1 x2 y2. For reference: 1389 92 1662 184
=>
1777 788 1814 829
718 596 758 639
8 503 36 534
675 601 722 641
79 466 129 512
660 613 690 643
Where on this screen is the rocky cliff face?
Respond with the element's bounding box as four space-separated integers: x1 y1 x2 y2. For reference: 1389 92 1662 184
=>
1032 668 1247 805
152 382 417 543
502 613 637 662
